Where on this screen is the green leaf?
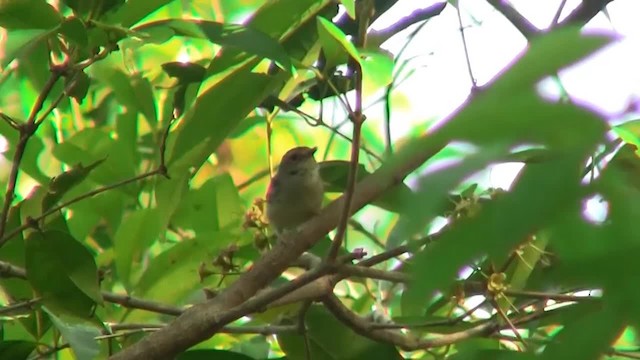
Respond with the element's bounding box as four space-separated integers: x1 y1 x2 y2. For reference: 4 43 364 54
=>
490 27 614 95
167 63 285 173
171 173 243 234
432 92 606 151
319 160 414 213
65 70 91 103
113 208 164 290
231 336 270 359
394 145 508 240
41 158 106 213
109 0 175 28
0 207 50 341
67 188 126 242
90 68 153 125
25 230 102 317
613 119 640 151
177 349 255 360
154 175 190 231
130 75 158 127
316 16 360 68
229 115 266 138
53 128 137 189
339 0 356 19
278 305 402 360
360 49 395 90
205 0 332 75
59 16 88 47
0 0 62 30
64 0 124 18
61 0 92 16
540 301 624 360
0 340 37 360
0 28 56 69
405 155 589 314
43 308 102 360
130 232 247 317
135 19 292 70
162 62 207 85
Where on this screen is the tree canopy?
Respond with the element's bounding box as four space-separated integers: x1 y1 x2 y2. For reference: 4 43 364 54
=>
0 1 638 360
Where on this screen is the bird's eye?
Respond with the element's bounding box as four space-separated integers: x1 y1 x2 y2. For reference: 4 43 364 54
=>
290 154 299 161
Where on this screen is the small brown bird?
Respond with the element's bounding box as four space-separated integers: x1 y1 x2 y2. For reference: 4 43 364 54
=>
265 146 324 235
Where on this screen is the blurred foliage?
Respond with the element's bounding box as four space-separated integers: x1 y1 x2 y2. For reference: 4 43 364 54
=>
0 0 638 359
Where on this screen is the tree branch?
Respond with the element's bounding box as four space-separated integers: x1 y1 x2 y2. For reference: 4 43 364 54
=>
557 0 615 29
0 260 184 316
0 170 162 247
109 133 447 358
109 323 298 335
322 294 498 351
367 2 447 47
0 106 174 247
0 70 62 241
488 0 617 40
486 0 539 39
103 293 184 316
0 42 119 245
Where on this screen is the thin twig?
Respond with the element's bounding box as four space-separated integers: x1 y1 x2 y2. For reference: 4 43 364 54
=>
0 41 133 248
0 70 63 241
551 0 569 26
357 231 441 267
348 219 385 249
604 349 640 360
0 170 161 247
237 168 271 191
326 1 372 261
490 297 528 350
103 292 184 316
0 260 186 316
30 343 71 360
0 297 42 316
73 43 117 70
107 322 298 335
369 299 487 330
264 98 383 162
0 259 27 278
298 301 313 360
157 117 175 178
366 3 447 48
382 18 431 157
322 294 498 351
307 67 354 115
0 113 20 130
455 3 477 90
2 103 172 245
503 289 599 303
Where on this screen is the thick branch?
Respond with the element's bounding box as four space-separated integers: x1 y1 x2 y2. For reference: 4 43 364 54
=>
110 134 447 359
558 0 615 28
488 0 617 40
367 2 447 47
486 0 539 39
